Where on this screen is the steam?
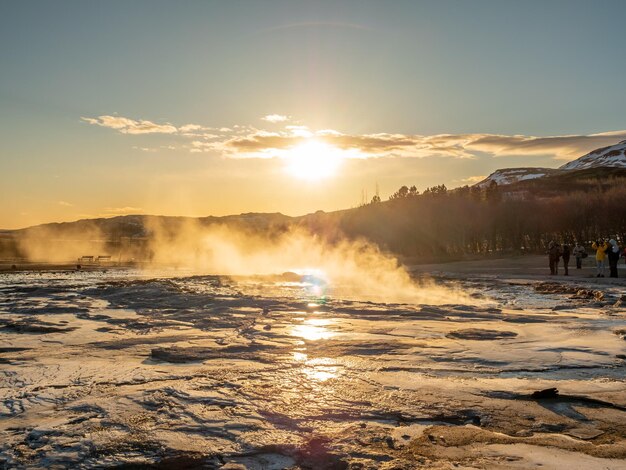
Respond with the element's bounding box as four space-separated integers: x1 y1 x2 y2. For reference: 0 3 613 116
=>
145 219 481 305
12 217 482 305
16 223 106 263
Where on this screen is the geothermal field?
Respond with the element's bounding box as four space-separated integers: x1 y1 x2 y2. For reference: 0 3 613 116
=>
1 259 625 469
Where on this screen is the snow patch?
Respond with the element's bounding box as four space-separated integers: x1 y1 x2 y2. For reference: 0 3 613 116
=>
476 168 557 187
560 140 626 170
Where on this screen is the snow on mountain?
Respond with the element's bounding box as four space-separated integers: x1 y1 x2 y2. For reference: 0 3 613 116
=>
474 140 626 187
559 140 626 170
475 168 561 187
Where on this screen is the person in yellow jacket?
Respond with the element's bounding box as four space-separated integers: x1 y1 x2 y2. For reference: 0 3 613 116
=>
591 239 609 277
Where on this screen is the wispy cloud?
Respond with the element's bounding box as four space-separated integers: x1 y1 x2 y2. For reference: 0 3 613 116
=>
82 113 626 162
132 146 157 152
463 131 626 160
455 175 487 184
179 124 204 133
58 200 73 207
261 114 290 123
82 115 177 134
218 129 626 161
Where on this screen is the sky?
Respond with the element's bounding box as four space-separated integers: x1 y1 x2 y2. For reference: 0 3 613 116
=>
1 0 625 229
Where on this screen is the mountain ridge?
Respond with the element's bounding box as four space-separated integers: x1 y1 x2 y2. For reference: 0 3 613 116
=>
559 139 626 170
477 139 626 187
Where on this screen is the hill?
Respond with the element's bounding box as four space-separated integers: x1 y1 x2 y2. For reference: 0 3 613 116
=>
502 166 626 195
477 139 626 187
476 168 562 187
9 213 295 240
560 139 626 170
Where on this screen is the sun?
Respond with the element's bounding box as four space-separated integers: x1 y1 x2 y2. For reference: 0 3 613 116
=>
284 140 343 181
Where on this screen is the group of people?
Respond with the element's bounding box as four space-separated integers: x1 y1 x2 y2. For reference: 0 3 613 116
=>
591 239 623 278
547 239 624 278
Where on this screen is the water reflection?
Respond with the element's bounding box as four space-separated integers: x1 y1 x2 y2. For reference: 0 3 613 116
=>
289 311 340 381
293 351 308 361
300 358 340 381
303 366 339 382
291 324 334 341
307 318 330 325
291 318 336 341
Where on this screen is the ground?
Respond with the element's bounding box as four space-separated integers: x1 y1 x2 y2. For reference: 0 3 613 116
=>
0 256 625 469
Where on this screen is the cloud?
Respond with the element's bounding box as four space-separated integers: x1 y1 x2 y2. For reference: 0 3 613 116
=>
261 114 290 123
82 115 177 134
104 206 144 215
58 201 73 207
464 131 626 160
218 129 475 159
455 175 487 184
218 128 626 162
132 146 157 152
81 113 626 163
179 124 203 133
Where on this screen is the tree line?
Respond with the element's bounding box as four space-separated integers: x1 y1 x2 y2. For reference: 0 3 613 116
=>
337 178 626 261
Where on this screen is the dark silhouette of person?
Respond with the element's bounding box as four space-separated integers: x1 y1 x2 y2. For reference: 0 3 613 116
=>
607 239 620 278
572 243 585 269
562 244 571 276
548 241 561 275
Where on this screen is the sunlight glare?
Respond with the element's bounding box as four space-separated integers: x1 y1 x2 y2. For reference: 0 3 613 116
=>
303 366 338 382
291 318 335 341
284 140 343 181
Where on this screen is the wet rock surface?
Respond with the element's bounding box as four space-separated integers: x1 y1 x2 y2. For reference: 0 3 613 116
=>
0 270 625 469
445 328 518 340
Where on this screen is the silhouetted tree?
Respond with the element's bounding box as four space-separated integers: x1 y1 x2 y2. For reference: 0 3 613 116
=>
389 185 409 200
485 181 501 203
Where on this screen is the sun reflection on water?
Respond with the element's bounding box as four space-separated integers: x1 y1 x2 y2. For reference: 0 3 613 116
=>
289 308 340 381
302 366 338 382
293 351 308 361
291 324 335 341
302 358 340 381
291 317 336 341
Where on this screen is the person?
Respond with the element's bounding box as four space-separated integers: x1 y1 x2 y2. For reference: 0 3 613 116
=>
547 240 561 275
561 243 571 276
591 239 608 278
572 243 586 269
607 239 620 278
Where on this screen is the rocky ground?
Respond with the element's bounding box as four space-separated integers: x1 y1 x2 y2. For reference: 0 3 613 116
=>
0 263 625 469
